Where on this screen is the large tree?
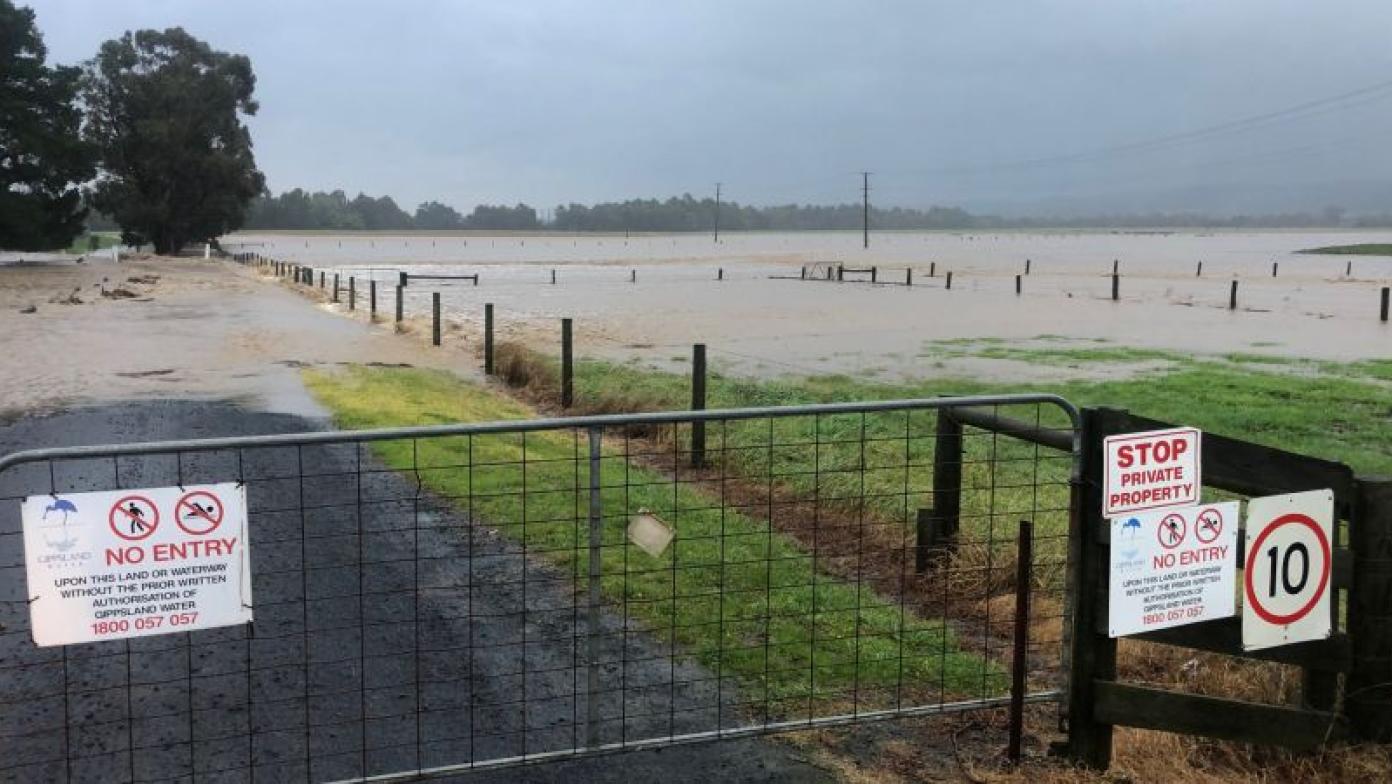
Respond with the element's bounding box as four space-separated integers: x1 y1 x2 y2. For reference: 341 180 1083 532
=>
82 28 264 254
0 1 94 250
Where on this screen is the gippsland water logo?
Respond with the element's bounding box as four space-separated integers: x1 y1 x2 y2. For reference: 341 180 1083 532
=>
1114 516 1145 572
37 497 92 567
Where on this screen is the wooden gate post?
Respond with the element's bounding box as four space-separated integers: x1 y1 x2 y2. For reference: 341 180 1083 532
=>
917 409 963 573
1064 407 1117 769
1349 477 1392 740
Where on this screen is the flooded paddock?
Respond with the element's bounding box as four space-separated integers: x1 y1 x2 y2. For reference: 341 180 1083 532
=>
225 230 1392 379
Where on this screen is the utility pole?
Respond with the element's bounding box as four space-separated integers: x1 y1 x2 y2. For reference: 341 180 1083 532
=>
714 182 722 243
861 171 871 249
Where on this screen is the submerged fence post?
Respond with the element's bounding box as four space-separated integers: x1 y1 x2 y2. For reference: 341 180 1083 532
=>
691 343 706 468
1015 274 1022 295
717 268 723 281
871 266 878 284
1272 261 1279 277
369 280 377 319
1196 260 1203 277
349 277 356 311
1110 273 1119 301
484 303 495 375
1025 258 1031 275
930 261 936 278
906 268 912 286
945 271 953 290
1347 260 1354 277
585 427 604 749
561 318 574 409
333 273 340 303
551 269 556 285
394 285 403 324
319 270 325 289
630 269 636 283
399 271 408 288
1230 279 1239 310
431 292 441 346
1008 519 1034 763
1382 288 1390 323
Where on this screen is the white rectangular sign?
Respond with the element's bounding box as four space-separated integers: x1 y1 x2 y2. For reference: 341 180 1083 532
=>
1108 501 1238 637
1242 489 1334 652
1103 427 1201 517
22 482 253 647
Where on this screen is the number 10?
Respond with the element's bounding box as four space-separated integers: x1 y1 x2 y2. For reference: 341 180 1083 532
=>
1266 542 1309 597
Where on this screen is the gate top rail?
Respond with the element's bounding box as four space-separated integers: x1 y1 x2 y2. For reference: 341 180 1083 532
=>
0 392 1080 473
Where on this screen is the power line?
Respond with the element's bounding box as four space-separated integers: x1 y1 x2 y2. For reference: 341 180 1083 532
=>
912 77 1392 177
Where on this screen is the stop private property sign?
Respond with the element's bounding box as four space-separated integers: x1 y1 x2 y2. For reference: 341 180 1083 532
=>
1103 427 1202 518
21 482 252 647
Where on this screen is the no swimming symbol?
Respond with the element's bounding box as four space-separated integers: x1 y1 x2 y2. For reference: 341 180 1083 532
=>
176 491 224 536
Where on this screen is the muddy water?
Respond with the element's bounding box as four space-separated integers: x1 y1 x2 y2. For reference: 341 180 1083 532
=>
227 230 1392 379
0 256 476 417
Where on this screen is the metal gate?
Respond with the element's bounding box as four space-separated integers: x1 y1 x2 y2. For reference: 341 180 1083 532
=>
0 395 1079 782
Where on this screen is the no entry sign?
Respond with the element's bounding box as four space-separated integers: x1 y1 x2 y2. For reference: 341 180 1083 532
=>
1242 489 1333 652
21 482 251 647
1103 427 1201 517
1108 501 1238 637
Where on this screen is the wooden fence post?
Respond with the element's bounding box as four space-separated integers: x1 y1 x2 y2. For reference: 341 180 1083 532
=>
1382 288 1389 323
333 273 340 303
561 318 574 409
1111 273 1119 301
484 302 494 375
395 285 403 324
691 343 706 468
946 271 953 290
348 277 355 311
1349 477 1392 740
431 292 441 346
369 280 377 319
1064 407 1117 769
917 409 963 574
1230 280 1239 310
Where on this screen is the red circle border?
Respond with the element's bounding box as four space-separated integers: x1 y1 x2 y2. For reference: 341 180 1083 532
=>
1244 512 1332 626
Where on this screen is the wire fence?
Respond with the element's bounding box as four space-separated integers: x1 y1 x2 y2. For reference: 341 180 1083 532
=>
1 396 1077 782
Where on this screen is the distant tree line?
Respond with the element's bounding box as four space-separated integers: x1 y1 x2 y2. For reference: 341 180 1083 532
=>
243 190 540 231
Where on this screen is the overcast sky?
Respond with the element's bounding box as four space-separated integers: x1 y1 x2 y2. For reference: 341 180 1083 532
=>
26 0 1392 214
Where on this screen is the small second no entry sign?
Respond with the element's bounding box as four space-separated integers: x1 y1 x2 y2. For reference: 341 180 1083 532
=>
1242 489 1334 651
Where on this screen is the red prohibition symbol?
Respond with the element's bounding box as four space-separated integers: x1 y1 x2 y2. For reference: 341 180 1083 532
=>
175 491 224 536
1244 512 1331 626
109 495 159 541
1157 512 1186 549
1195 507 1224 544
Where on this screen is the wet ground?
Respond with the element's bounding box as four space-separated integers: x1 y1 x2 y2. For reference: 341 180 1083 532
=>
224 229 1392 381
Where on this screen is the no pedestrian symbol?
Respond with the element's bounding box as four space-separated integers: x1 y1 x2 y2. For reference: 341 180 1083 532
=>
109 495 159 541
176 490 224 536
1157 512 1186 549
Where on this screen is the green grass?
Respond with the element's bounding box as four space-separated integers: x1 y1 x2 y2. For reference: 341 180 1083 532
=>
66 232 120 254
1297 243 1392 256
304 366 997 714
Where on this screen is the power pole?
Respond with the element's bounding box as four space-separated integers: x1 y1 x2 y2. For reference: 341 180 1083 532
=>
714 182 722 243
861 171 871 249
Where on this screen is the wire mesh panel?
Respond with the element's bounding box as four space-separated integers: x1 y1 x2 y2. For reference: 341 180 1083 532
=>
0 396 1078 782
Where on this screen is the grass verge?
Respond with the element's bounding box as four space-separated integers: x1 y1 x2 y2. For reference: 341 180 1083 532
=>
1297 243 1392 256
303 365 998 715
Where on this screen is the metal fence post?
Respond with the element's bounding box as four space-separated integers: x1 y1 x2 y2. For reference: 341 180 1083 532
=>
431 292 441 346
562 318 574 409
691 344 706 468
484 303 494 375
585 426 604 749
1008 519 1035 762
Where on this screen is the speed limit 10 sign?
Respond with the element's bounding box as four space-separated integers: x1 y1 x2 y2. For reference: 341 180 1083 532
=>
1242 489 1334 652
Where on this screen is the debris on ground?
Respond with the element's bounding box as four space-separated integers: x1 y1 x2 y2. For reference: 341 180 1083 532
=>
101 287 140 299
18 305 36 314
48 287 83 305
127 275 160 285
